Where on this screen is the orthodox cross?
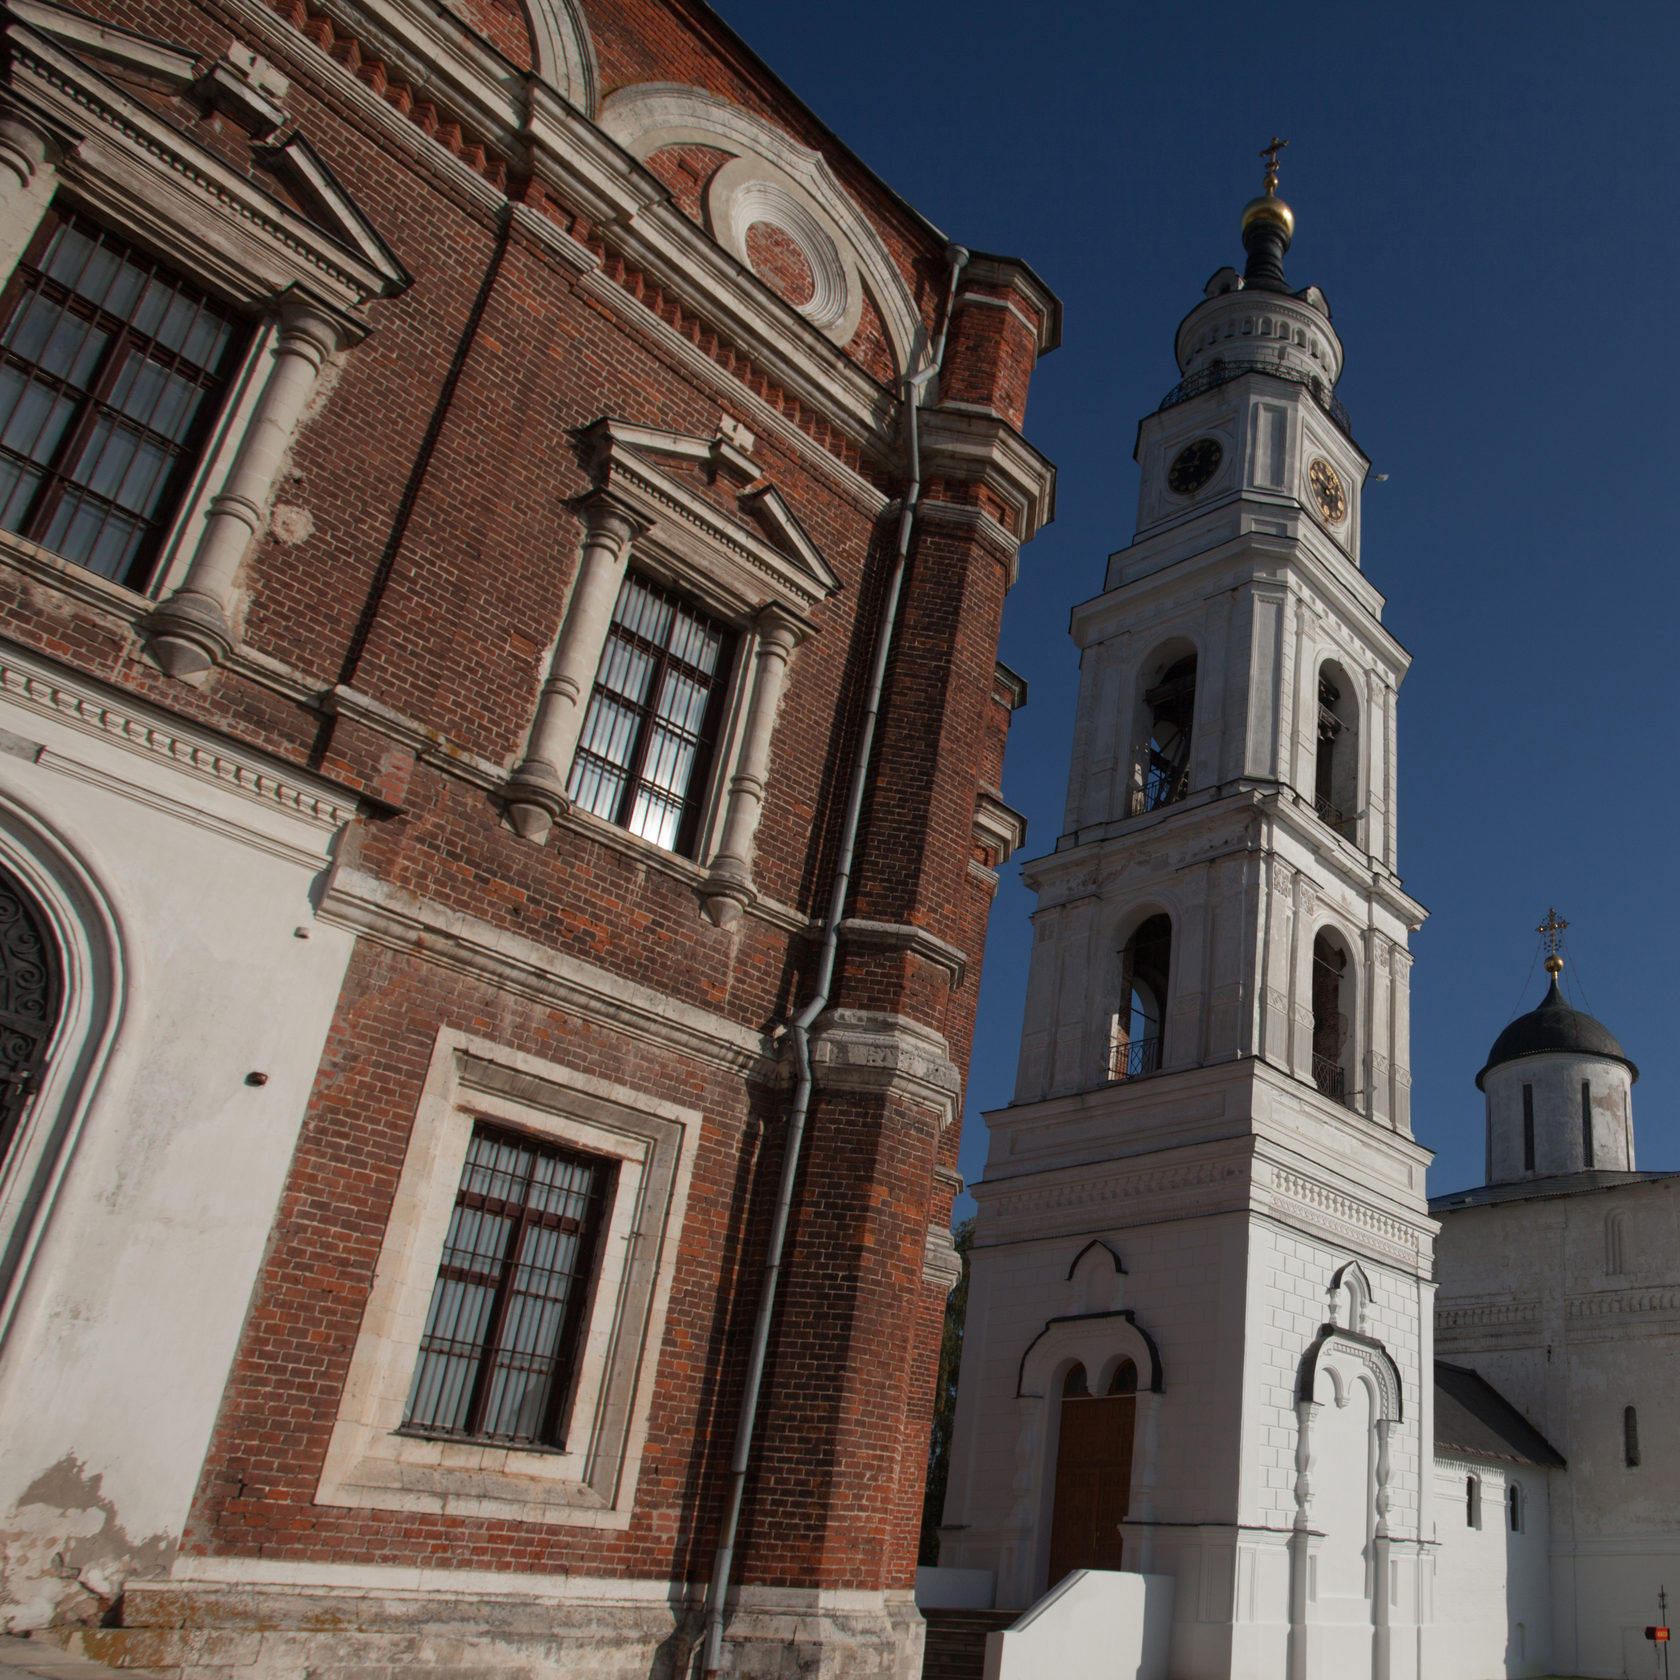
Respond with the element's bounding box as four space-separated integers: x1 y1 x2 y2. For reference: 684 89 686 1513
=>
1538 907 1569 975
1261 136 1288 194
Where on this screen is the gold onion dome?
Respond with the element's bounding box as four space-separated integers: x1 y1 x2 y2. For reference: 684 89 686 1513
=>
1241 192 1295 239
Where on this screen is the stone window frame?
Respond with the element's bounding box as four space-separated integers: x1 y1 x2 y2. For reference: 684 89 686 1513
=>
0 0 408 675
501 417 840 927
315 1028 700 1530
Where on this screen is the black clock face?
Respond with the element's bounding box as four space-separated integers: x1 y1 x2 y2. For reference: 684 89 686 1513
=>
1167 437 1222 496
1309 456 1348 524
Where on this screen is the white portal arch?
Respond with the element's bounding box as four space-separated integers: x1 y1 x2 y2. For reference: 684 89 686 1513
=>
0 787 128 1350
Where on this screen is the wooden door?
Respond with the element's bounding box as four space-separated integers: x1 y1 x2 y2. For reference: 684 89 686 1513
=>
1047 1367 1134 1585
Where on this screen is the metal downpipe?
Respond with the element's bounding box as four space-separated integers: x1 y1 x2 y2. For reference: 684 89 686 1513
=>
698 244 969 1679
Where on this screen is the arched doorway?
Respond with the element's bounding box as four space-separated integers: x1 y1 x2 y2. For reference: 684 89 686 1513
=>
0 861 61 1169
1047 1359 1136 1584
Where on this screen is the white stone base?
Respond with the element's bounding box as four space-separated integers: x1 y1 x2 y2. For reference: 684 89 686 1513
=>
66 1575 925 1680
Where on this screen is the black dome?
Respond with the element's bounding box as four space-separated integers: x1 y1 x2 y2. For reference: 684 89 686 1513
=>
1476 977 1638 1089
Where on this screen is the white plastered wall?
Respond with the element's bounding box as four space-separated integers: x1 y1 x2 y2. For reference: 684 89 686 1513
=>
1428 1458 1552 1680
0 648 355 1631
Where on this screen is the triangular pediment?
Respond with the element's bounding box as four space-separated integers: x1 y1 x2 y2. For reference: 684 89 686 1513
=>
586 419 840 613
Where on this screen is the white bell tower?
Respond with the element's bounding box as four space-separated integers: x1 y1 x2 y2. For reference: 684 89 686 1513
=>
939 152 1440 1680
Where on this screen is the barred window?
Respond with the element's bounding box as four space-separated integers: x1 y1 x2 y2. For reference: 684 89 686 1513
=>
566 572 733 856
404 1125 614 1447
0 208 244 587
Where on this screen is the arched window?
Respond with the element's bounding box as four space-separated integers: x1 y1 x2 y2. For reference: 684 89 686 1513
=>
1111 914 1170 1081
1625 1405 1640 1468
1314 662 1358 840
1062 1363 1090 1397
1131 653 1196 815
1107 1359 1138 1395
1522 1083 1535 1172
1507 1481 1522 1532
1581 1080 1594 1168
1466 1474 1481 1528
0 864 61 1171
1311 931 1352 1106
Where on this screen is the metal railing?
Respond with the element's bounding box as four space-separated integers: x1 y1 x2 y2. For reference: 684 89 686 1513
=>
1159 360 1353 439
1313 793 1358 841
1312 1054 1355 1108
1129 748 1190 818
1112 1036 1161 1082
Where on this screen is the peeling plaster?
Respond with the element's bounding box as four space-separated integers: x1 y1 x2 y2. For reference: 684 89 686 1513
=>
1 1457 174 1633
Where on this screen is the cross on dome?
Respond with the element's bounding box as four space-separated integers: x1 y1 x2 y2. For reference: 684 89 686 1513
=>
1260 136 1288 195
1537 907 1569 976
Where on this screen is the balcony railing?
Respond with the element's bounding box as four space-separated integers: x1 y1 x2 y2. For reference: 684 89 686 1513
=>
1313 793 1358 841
1158 359 1354 439
1129 748 1190 818
1112 1036 1161 1082
1312 1054 1355 1108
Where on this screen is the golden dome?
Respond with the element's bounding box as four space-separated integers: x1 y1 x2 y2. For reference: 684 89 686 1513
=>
1241 193 1295 240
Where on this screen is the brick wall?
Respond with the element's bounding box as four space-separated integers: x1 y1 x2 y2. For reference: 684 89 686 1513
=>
0 0 1054 1612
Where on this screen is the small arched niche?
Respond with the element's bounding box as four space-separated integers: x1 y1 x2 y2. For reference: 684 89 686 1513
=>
1111 913 1171 1081
1311 928 1354 1106
1130 644 1196 817
1314 660 1359 841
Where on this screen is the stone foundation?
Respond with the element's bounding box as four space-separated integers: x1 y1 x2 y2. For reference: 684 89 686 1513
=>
50 1576 925 1680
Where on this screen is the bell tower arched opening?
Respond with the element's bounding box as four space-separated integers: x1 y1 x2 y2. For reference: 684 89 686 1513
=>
1315 661 1359 841
1312 930 1354 1105
1111 913 1171 1081
1131 648 1196 816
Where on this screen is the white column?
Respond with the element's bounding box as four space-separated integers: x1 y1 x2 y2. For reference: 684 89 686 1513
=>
702 606 801 926
144 297 346 676
0 114 60 282
501 499 641 843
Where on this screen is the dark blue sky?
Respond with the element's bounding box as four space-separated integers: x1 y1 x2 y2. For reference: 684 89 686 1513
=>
713 0 1680 1203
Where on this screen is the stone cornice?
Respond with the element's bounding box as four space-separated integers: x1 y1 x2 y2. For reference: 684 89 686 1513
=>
0 635 360 833
317 860 776 1077
806 1008 961 1127
918 406 1057 543
838 918 966 986
1078 531 1401 676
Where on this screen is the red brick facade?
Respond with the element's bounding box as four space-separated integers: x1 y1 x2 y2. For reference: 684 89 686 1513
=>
0 0 1056 1671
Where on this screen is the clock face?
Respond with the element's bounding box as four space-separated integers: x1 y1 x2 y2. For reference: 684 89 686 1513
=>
1309 457 1348 525
1167 437 1222 496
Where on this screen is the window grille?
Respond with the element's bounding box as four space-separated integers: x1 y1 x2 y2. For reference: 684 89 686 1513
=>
0 864 60 1168
0 208 244 587
567 572 733 856
404 1124 613 1447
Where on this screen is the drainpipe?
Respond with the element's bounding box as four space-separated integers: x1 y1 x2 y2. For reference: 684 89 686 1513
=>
699 242 969 1679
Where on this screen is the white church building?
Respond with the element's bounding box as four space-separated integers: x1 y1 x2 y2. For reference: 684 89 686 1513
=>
928 159 1680 1680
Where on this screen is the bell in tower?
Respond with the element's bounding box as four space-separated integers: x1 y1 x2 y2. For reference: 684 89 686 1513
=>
933 150 1439 1680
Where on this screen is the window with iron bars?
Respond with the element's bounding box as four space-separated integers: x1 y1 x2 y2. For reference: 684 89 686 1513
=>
403 1124 615 1448
567 572 735 857
0 207 245 588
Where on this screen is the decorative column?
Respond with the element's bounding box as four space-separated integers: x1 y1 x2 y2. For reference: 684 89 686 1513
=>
1372 1416 1394 1680
0 112 60 281
701 605 801 926
501 499 642 844
1287 1397 1318 1680
145 295 347 676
